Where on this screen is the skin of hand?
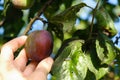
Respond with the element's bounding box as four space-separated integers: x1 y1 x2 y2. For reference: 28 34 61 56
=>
0 36 54 80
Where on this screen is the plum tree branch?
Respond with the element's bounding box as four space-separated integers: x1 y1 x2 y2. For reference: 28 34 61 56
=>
23 17 48 35
23 0 54 35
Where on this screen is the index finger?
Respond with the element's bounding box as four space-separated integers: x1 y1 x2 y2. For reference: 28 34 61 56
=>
0 36 27 61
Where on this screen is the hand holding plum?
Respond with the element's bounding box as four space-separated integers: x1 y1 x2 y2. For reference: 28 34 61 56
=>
0 35 54 80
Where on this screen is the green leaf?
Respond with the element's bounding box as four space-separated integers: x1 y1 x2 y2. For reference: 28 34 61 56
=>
84 52 98 75
95 8 117 37
48 22 64 41
51 40 87 80
96 32 117 64
85 70 96 80
72 29 89 40
50 3 87 33
82 38 109 79
84 51 108 80
96 68 108 79
52 38 109 80
45 0 75 19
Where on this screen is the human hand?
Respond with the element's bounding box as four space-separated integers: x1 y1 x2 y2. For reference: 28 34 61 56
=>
0 36 54 80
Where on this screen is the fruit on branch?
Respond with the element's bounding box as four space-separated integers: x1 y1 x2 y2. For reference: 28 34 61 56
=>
25 30 53 62
12 0 35 9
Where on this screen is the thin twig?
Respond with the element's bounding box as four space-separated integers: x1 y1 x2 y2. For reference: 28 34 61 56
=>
23 0 54 35
88 0 101 39
23 17 48 35
23 17 38 35
36 17 48 23
86 5 94 10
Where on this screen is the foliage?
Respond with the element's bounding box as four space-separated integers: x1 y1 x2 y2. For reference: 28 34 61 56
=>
0 0 120 80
